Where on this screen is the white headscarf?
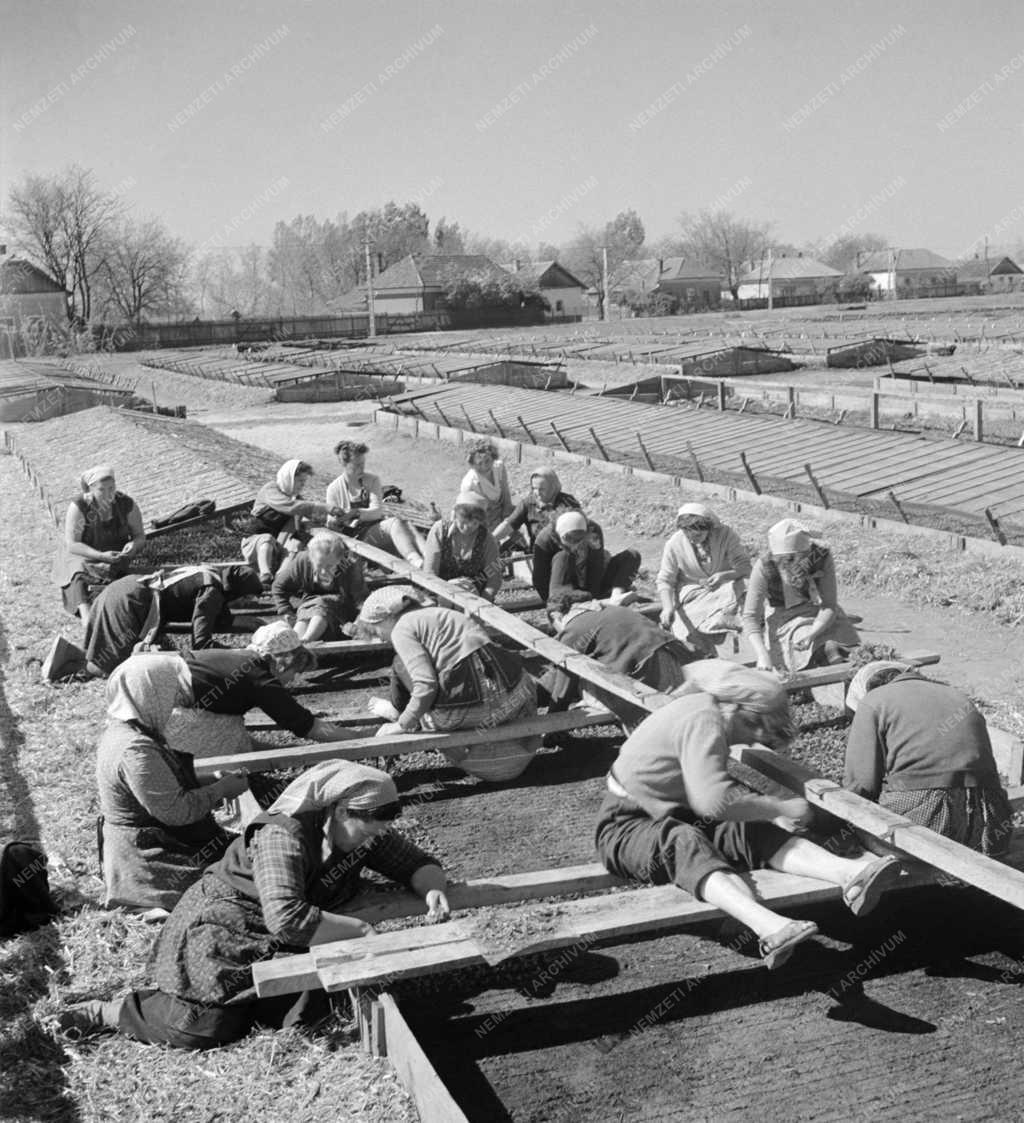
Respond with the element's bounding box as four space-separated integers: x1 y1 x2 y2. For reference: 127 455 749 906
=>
276 459 306 496
249 620 304 656
767 519 812 556
676 502 720 525
106 653 190 733
683 658 794 747
268 759 399 817
846 660 911 713
80 464 115 494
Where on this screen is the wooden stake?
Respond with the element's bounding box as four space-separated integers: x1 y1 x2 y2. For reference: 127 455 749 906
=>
888 490 909 523
588 426 610 460
739 451 761 494
985 507 1008 546
550 421 571 451
459 404 477 432
687 441 705 483
487 408 506 438
870 392 880 429
804 463 829 509
515 414 536 443
717 381 727 410
834 409 847 425
973 399 984 442
953 419 968 439
434 403 452 428
636 432 655 471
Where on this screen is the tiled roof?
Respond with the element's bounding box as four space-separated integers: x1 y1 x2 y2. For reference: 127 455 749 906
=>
611 256 722 291
955 256 1023 280
858 249 953 272
738 256 842 283
0 257 67 294
374 253 513 291
500 261 587 288
8 405 279 528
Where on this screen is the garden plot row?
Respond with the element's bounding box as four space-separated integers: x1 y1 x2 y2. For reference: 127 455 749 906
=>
3 404 267 529
385 381 1024 525
0 359 135 422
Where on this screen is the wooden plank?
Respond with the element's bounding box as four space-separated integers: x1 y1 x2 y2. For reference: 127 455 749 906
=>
349 862 622 925
731 746 1024 912
378 994 471 1123
194 705 613 776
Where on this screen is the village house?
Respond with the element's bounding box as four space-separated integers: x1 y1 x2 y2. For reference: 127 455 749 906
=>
501 260 587 319
735 255 842 303
361 253 516 314
0 250 69 356
955 255 1023 294
610 257 722 313
857 248 956 297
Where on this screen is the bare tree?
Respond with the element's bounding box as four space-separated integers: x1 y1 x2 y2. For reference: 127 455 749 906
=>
816 232 888 273
7 165 123 321
94 216 191 324
562 209 645 318
677 210 771 300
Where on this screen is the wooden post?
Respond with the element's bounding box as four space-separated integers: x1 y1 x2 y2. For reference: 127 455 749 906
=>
687 441 705 483
434 403 452 428
739 451 761 494
588 426 610 460
973 399 983 442
459 404 477 432
985 507 1008 546
550 421 571 452
151 381 158 413
834 409 847 425
738 396 750 413
952 419 968 439
717 381 726 410
487 409 506 438
870 392 880 429
804 463 829 509
516 414 536 443
888 490 909 523
636 433 655 471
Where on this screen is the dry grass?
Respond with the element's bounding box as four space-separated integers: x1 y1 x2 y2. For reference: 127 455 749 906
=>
0 452 416 1123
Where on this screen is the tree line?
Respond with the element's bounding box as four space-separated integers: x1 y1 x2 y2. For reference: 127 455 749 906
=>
5 164 1016 328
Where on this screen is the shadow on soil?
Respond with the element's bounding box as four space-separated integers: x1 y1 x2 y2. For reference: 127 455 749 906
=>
0 619 80 1120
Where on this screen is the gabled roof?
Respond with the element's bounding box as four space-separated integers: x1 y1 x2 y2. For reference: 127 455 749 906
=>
738 255 842 283
0 257 67 295
611 256 722 293
500 260 587 289
858 248 953 272
955 256 1023 280
374 253 513 291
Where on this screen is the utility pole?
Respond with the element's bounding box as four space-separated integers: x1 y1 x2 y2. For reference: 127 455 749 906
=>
363 235 377 339
766 246 774 311
888 246 898 302
601 245 610 322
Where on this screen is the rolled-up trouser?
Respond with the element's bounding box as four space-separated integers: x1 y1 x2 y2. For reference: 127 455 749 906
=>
116 987 329 1050
360 516 423 559
594 790 790 899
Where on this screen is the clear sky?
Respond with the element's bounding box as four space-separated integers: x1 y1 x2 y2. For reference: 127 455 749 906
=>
2 0 1023 258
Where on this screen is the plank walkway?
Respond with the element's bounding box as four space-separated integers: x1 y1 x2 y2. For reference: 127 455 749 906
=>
386 381 1024 522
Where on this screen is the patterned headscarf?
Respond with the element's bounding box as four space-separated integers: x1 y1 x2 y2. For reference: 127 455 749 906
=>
846 660 911 713
356 583 422 625
268 759 399 817
531 467 561 503
249 620 304 656
106 653 190 734
80 465 115 493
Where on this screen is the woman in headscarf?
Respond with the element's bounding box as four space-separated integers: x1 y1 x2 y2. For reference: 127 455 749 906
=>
422 491 502 600
546 511 641 616
60 760 450 1047
96 654 250 918
596 659 903 971
272 531 368 642
460 439 513 532
164 620 353 760
742 519 860 675
52 465 145 624
492 466 581 548
843 661 1013 857
240 460 345 589
353 585 540 782
325 440 426 567
657 503 751 656
75 564 264 678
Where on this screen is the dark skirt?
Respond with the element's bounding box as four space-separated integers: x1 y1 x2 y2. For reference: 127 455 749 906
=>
294 594 354 640
84 576 155 674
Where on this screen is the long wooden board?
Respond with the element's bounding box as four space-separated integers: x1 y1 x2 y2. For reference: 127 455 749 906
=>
194 705 613 777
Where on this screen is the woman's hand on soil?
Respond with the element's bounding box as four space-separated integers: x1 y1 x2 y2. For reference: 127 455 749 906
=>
424 890 450 923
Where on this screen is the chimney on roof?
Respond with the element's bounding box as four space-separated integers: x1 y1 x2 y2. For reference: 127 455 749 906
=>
0 244 6 256
377 253 384 273
658 257 664 275
514 259 521 272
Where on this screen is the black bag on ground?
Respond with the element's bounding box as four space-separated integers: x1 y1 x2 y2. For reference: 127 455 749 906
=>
382 485 403 504
151 499 217 529
0 840 60 938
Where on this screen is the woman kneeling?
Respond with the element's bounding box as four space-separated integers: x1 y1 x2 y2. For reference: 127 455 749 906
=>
61 761 449 1047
